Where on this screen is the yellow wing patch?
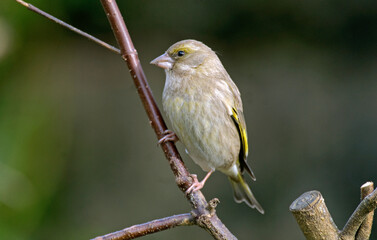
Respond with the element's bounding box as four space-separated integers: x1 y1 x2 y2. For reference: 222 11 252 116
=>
231 107 255 180
231 108 248 155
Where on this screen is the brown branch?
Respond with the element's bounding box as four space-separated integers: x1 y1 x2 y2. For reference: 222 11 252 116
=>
92 213 195 240
96 0 237 239
290 182 377 240
356 182 375 240
98 1 190 191
15 0 121 55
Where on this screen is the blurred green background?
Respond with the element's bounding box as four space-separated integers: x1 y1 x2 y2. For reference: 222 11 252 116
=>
1 0 376 239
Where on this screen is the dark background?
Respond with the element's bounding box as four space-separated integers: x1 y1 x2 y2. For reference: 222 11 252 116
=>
1 0 376 239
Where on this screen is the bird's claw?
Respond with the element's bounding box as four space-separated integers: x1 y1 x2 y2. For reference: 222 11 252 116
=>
186 174 204 194
185 170 214 195
158 130 179 144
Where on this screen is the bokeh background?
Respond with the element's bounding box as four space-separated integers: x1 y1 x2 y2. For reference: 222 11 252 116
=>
1 0 377 239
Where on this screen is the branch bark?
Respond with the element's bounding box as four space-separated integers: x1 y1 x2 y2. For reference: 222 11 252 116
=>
356 182 374 240
341 183 377 240
92 213 195 240
290 182 377 240
290 191 340 240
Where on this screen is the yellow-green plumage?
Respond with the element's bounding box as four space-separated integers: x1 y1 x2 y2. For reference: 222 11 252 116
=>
151 39 264 214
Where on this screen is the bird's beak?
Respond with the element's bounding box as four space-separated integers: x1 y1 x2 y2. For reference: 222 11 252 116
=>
150 53 174 70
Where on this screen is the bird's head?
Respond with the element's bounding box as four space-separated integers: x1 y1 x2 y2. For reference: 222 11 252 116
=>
151 40 216 74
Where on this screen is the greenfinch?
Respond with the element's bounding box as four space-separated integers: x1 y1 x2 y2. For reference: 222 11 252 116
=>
151 40 264 214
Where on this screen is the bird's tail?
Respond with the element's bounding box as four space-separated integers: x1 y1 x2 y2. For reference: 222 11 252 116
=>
229 173 264 214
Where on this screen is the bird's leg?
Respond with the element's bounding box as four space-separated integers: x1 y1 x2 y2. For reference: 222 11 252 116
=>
158 130 179 144
186 170 214 194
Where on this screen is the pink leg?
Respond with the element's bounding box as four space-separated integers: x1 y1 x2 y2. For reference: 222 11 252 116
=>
186 170 214 194
158 130 179 144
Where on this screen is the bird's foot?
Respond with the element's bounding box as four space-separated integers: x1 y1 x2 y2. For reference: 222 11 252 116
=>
158 130 179 144
186 174 204 194
185 170 214 194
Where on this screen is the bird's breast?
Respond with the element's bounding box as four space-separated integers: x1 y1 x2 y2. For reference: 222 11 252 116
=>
162 90 240 172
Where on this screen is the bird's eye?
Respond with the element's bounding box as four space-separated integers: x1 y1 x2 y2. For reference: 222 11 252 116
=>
177 50 185 57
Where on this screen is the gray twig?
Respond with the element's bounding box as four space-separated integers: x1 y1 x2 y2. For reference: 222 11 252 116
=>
290 182 377 240
355 182 375 240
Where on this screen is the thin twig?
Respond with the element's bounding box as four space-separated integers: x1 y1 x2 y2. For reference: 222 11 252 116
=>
92 213 195 240
340 186 377 240
15 0 121 55
355 182 375 240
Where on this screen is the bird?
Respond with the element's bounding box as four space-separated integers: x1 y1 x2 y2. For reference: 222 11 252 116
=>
150 39 264 214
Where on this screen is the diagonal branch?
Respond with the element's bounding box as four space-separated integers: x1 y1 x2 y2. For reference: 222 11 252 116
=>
98 0 237 239
15 0 121 55
340 184 377 240
356 182 375 240
92 213 195 240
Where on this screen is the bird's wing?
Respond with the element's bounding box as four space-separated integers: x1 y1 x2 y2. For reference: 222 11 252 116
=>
215 65 256 180
230 107 256 181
